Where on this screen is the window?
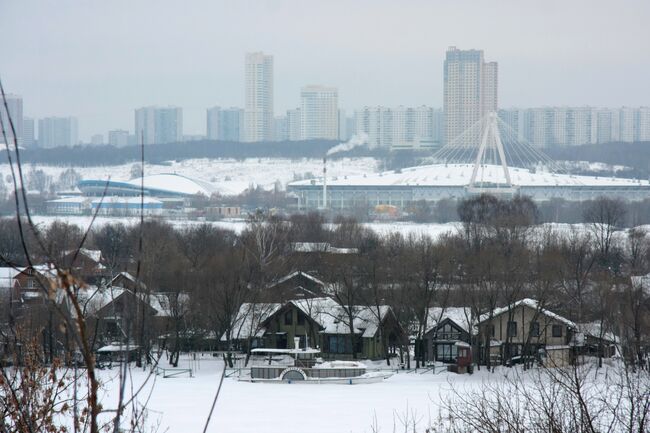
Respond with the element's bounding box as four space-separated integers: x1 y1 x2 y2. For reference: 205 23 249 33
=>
439 323 461 340
297 312 305 326
436 343 458 362
552 325 563 338
490 324 495 337
507 321 517 337
284 311 293 326
530 322 540 337
328 335 349 354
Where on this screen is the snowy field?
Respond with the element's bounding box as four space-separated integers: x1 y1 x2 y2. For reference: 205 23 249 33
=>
26 215 464 239
0 157 379 196
96 353 629 433
24 215 641 244
96 354 516 433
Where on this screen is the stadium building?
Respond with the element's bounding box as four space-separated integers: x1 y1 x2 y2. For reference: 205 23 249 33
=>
288 113 650 211
47 173 215 216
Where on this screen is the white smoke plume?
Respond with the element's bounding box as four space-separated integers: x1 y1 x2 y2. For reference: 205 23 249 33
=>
326 133 371 156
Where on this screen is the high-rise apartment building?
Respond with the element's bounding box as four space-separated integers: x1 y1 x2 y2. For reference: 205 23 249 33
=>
108 129 130 147
300 85 338 140
91 134 104 145
155 107 182 144
550 108 568 146
498 108 522 140
206 106 221 140
444 47 498 145
567 107 592 145
134 106 182 144
287 108 301 141
595 110 613 144
23 117 35 148
206 107 244 142
338 109 349 141
523 108 550 147
619 107 636 143
273 116 288 141
220 107 244 142
355 106 393 147
516 106 650 147
38 117 78 148
354 105 440 148
637 107 650 141
244 52 274 142
0 94 23 146
481 62 499 116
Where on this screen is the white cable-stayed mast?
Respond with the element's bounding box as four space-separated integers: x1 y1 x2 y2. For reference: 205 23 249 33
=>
430 111 577 194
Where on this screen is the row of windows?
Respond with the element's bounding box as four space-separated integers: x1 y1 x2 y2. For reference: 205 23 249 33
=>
491 322 563 338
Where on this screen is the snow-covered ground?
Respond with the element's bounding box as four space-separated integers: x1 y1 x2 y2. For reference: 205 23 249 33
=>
96 353 629 433
95 354 511 433
0 157 379 196
26 215 463 239
24 215 633 244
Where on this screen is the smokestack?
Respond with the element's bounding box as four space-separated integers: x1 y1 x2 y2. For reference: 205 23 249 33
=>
323 156 327 209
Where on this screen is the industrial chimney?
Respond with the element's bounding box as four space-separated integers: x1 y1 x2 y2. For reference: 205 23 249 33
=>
322 156 327 209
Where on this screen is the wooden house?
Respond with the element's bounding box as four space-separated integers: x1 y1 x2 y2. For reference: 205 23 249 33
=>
477 298 577 366
80 286 185 349
422 307 473 364
60 248 108 284
225 297 404 360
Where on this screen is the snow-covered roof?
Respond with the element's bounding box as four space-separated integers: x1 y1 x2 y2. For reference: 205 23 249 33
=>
91 196 162 205
545 345 570 350
425 307 473 334
291 243 359 254
478 298 576 329
27 264 59 280
225 298 393 341
79 286 181 318
63 248 103 263
576 322 619 343
79 173 216 198
223 302 283 341
128 173 215 196
290 163 650 188
0 267 23 288
269 271 327 289
149 292 190 317
47 196 89 204
290 297 391 338
80 286 127 316
97 344 139 352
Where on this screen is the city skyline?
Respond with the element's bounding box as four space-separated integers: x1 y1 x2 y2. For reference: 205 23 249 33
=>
1 0 649 140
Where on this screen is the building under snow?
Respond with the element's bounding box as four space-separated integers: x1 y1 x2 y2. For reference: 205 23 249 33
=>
289 113 650 211
288 163 650 211
78 173 215 198
46 173 215 216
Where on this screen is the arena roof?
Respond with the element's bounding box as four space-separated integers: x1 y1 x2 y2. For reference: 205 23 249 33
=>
78 173 216 197
289 164 650 189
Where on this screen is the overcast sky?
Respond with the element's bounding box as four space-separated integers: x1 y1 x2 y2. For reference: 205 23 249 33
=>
2 0 649 140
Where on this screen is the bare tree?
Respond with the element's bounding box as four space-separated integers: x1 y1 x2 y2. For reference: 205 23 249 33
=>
583 196 626 267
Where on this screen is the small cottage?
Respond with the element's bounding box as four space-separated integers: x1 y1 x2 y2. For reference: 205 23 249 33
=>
477 298 576 366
